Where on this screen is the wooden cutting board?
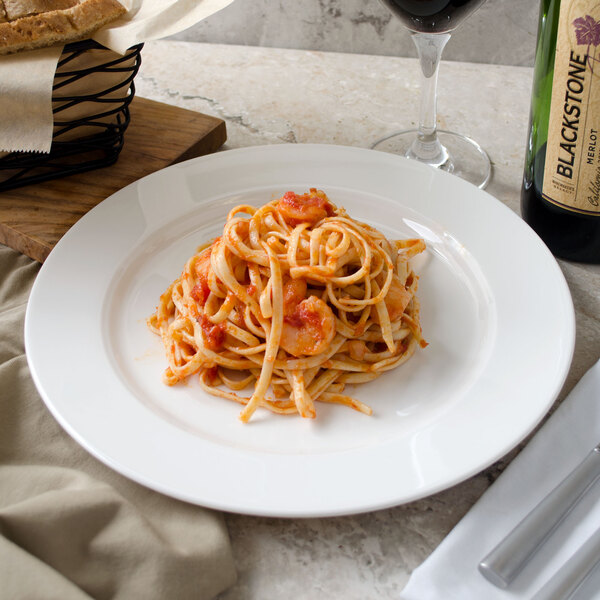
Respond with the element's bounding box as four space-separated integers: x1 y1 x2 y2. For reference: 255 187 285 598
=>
0 97 227 263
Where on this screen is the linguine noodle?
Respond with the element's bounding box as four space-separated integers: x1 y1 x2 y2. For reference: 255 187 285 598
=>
147 189 427 422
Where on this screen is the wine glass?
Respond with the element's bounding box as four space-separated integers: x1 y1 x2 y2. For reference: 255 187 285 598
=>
372 0 491 189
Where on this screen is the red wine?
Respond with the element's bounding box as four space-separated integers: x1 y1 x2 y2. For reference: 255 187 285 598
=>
522 145 600 262
378 0 487 33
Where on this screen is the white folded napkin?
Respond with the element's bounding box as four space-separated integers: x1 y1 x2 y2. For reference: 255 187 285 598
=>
401 358 600 600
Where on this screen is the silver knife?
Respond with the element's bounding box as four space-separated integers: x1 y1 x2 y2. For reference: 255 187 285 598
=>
531 527 600 600
478 443 600 588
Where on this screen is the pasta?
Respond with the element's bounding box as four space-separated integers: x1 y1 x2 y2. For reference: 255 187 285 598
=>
147 189 427 422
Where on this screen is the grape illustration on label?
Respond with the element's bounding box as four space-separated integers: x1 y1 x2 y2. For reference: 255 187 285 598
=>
572 14 600 72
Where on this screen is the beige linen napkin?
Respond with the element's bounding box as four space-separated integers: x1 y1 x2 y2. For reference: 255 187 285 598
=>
0 245 236 599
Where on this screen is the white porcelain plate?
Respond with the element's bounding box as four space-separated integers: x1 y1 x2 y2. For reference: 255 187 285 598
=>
25 144 575 517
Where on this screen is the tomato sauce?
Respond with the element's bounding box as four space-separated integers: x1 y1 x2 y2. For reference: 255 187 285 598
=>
198 314 225 351
191 280 210 305
205 365 219 384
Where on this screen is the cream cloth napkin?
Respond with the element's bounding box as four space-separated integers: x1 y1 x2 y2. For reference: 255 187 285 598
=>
401 358 600 599
0 245 237 600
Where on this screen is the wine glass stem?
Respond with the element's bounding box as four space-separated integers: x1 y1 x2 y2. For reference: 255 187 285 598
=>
408 32 452 168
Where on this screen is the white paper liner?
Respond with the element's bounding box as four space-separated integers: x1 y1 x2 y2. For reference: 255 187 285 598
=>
0 46 63 153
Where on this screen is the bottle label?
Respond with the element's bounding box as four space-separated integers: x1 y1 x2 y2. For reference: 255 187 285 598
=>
543 0 600 215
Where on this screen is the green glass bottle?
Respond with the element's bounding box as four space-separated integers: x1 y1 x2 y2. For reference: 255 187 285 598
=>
521 0 600 263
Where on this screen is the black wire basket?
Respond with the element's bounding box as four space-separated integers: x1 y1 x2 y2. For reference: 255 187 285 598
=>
0 39 143 191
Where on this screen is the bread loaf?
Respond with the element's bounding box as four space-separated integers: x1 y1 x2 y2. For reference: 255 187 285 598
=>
0 0 126 54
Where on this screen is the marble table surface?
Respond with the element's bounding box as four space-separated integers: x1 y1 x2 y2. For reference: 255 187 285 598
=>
134 40 600 599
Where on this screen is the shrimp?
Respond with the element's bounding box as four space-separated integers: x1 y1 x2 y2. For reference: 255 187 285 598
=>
283 277 307 312
190 247 212 305
277 188 335 226
383 274 412 322
195 247 211 276
279 278 336 356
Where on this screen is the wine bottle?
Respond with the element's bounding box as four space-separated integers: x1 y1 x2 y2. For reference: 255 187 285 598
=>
521 0 600 263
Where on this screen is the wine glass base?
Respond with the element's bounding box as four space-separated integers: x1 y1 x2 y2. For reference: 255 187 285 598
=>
372 129 492 189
